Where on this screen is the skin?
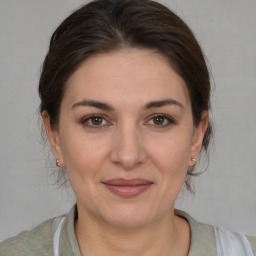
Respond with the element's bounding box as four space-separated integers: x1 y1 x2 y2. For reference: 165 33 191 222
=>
43 49 208 256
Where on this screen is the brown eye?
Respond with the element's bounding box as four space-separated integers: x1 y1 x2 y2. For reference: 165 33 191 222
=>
81 115 108 128
153 116 165 125
147 114 174 127
90 116 103 125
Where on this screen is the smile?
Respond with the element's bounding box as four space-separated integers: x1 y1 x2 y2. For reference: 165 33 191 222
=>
102 178 153 198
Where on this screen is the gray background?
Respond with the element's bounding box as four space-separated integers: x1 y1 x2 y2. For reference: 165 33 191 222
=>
0 0 255 241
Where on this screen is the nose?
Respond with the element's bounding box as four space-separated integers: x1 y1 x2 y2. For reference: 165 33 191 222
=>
109 124 147 170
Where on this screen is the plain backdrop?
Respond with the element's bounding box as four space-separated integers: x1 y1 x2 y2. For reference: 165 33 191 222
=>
0 0 255 241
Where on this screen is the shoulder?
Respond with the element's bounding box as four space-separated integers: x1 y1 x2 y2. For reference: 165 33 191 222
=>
175 209 217 255
246 234 256 255
0 218 54 256
175 209 256 256
182 211 217 255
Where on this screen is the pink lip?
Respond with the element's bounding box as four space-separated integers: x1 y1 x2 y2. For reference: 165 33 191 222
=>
102 179 153 198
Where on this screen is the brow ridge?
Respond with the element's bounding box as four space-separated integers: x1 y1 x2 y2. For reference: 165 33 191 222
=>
72 100 114 111
143 99 184 110
71 99 184 111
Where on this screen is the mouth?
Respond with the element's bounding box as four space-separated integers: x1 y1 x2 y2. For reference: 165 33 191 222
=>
102 178 153 198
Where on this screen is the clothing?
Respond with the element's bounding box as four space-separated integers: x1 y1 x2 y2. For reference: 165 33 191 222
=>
1 206 255 256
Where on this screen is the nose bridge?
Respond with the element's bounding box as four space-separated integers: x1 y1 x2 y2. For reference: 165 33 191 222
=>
110 120 147 170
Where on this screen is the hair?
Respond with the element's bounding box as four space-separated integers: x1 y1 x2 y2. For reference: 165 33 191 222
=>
39 0 213 192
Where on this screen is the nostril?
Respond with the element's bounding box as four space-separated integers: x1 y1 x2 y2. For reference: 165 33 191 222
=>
109 140 147 170
112 155 143 170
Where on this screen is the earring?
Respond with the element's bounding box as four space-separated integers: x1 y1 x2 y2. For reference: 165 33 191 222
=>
191 157 196 166
56 159 61 167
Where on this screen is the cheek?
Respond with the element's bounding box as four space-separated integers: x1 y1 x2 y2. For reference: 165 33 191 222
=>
59 128 109 180
147 129 193 177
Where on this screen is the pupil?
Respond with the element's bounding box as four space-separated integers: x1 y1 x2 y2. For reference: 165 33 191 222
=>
92 117 102 125
154 116 164 125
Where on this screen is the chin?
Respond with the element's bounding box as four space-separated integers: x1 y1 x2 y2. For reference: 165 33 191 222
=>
100 204 159 230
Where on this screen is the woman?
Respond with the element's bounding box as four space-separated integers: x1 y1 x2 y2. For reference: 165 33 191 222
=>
0 0 255 255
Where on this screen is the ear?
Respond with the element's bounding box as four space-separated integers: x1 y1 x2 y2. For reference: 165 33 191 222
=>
42 110 65 167
189 110 208 166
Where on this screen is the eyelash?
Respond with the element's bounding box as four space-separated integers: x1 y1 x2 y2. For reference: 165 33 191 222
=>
80 114 175 128
146 114 175 128
80 114 110 128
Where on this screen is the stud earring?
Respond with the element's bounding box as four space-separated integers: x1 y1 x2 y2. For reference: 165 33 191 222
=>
56 159 61 167
191 157 196 166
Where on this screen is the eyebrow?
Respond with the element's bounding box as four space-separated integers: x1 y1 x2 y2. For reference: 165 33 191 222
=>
71 99 184 111
72 100 114 111
143 99 184 110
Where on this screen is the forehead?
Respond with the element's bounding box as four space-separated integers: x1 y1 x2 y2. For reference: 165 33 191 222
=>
63 49 190 109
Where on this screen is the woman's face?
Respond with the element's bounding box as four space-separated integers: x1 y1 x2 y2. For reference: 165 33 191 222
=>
44 49 207 229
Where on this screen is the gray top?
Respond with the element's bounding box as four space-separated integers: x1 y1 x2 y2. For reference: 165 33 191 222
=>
1 206 255 256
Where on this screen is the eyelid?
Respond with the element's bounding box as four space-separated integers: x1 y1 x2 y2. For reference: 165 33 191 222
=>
80 113 175 128
80 114 111 128
145 114 175 127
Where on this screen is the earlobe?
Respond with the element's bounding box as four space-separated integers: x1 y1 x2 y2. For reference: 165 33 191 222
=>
190 110 209 162
42 110 64 165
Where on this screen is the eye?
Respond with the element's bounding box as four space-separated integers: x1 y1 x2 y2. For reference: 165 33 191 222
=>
90 116 104 125
81 115 109 127
147 114 174 127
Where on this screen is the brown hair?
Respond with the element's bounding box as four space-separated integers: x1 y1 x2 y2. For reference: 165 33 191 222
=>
39 0 212 191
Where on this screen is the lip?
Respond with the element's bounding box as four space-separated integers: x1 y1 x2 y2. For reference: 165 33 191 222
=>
102 178 153 198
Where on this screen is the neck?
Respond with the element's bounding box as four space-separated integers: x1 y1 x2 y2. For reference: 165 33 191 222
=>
75 206 190 256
